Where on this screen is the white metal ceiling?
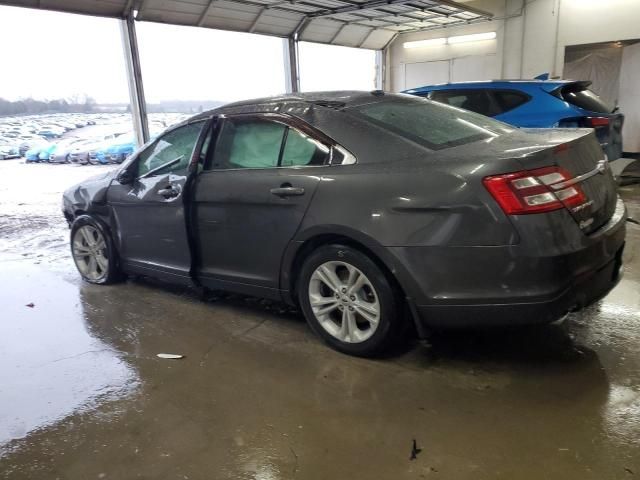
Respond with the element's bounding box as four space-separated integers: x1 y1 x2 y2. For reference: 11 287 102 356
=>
1 0 492 49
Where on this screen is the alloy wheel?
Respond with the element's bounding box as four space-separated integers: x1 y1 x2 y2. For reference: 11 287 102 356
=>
72 225 109 281
308 261 380 343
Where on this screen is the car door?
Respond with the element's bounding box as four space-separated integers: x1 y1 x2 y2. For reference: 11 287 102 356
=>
107 120 207 283
192 114 330 297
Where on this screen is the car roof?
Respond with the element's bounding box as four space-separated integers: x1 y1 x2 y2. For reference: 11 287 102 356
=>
184 90 391 125
403 79 589 95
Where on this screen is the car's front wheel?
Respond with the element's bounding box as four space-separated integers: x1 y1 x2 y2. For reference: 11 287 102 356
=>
70 215 122 284
298 244 405 357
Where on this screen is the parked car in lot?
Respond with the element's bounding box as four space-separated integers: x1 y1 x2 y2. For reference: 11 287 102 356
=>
0 140 20 159
69 134 121 165
48 138 86 163
38 143 58 162
62 92 626 357
17 134 47 156
404 80 625 161
25 140 51 162
51 121 76 132
103 134 136 164
37 126 65 139
87 139 113 165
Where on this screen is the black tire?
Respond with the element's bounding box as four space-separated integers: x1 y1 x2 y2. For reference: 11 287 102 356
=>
298 244 405 357
70 215 122 285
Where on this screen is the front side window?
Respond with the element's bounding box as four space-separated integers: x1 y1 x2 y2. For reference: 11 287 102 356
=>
136 121 204 177
350 96 514 150
208 117 329 170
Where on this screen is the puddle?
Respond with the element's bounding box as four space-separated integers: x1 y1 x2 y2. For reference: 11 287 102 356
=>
0 262 138 448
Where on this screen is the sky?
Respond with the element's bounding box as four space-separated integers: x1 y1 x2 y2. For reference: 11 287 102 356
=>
0 5 376 105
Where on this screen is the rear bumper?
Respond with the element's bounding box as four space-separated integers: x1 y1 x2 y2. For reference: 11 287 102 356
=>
412 243 624 328
393 199 627 329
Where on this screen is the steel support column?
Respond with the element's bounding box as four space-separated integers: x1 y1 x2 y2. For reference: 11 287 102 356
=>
120 15 149 146
283 36 301 93
375 49 386 90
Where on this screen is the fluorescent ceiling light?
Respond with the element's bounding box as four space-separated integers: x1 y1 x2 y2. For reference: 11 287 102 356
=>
403 38 446 49
403 32 496 49
447 31 496 44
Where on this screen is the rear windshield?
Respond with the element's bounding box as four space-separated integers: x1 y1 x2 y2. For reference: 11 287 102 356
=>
560 85 614 113
349 96 514 150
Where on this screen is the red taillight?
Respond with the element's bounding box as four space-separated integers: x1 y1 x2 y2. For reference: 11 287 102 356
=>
483 166 587 215
584 117 610 128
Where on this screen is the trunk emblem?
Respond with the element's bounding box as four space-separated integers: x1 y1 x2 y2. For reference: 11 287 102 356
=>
571 200 594 213
596 158 608 174
579 218 594 230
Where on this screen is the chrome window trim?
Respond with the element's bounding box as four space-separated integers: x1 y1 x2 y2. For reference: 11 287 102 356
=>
204 112 357 171
332 145 357 166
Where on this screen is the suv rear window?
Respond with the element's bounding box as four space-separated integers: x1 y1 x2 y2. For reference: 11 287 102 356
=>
350 96 513 150
559 85 614 113
492 90 530 114
428 89 529 117
430 90 500 117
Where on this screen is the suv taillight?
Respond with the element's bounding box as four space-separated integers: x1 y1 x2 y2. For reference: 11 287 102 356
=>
558 117 610 129
483 166 586 215
584 117 610 128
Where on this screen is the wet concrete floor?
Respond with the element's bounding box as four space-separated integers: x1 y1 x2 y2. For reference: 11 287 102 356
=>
1 159 639 479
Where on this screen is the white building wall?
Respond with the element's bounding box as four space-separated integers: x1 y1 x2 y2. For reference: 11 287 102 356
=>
387 0 506 91
387 0 640 91
619 42 640 152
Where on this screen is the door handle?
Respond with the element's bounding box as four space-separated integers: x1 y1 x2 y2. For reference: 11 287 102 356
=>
270 186 305 197
157 185 180 198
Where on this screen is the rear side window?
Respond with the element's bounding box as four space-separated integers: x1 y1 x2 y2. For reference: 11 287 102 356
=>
430 90 500 117
351 97 513 150
559 85 614 113
492 90 530 114
281 128 329 167
208 117 329 170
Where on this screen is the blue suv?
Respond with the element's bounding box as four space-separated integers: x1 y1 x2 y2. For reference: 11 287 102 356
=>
404 80 624 160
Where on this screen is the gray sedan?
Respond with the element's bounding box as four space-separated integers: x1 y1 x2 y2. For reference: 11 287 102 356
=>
62 92 626 356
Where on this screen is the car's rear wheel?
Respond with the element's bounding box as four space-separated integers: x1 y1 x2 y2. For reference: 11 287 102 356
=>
70 215 121 284
298 244 405 357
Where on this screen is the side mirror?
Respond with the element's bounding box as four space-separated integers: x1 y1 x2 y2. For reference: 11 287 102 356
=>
116 169 135 185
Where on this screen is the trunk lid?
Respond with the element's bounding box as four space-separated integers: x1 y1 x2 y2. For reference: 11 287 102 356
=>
515 128 618 234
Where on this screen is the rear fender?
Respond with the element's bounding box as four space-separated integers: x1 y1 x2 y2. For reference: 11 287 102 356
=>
280 224 425 308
